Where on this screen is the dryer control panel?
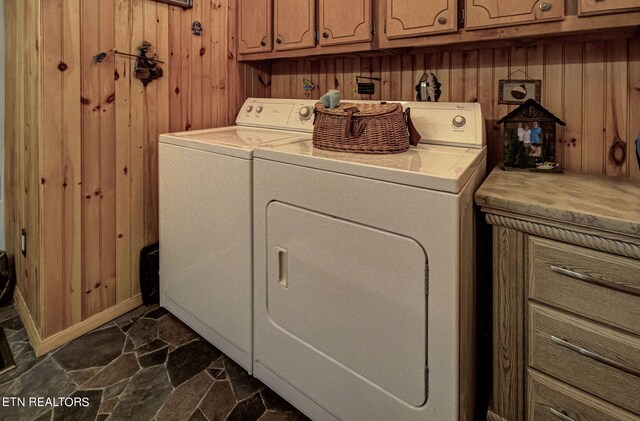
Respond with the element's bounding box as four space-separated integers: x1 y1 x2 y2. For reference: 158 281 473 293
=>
236 98 318 133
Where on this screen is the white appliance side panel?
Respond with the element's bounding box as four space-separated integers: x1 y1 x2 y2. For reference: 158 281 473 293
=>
254 159 461 421
266 202 428 406
159 143 252 369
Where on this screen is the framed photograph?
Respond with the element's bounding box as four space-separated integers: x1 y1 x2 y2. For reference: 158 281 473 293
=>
498 79 541 105
154 0 192 8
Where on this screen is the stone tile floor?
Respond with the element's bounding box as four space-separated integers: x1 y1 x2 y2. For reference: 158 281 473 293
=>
0 303 310 421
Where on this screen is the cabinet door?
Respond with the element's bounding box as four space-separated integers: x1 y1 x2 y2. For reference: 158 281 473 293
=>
238 0 272 54
579 0 640 16
319 0 372 46
274 0 316 51
465 0 564 29
385 0 457 39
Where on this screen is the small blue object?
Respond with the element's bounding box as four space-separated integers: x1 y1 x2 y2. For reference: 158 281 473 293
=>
192 21 203 36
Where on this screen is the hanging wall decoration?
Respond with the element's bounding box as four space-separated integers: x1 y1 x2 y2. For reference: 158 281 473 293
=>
154 0 192 8
498 70 541 105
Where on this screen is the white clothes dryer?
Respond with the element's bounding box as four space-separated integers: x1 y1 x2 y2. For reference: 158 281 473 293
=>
159 98 317 372
252 101 487 420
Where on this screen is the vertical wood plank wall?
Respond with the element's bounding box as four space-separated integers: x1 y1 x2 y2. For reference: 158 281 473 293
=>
5 0 262 345
269 37 640 179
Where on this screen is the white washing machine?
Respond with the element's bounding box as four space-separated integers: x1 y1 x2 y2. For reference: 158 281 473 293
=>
252 101 487 420
159 98 317 372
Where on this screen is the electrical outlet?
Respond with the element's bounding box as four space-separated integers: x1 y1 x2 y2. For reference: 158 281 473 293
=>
21 229 26 257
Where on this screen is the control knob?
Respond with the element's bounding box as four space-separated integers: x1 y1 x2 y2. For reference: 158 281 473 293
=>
256 106 263 113
452 115 466 128
299 106 313 120
245 105 253 113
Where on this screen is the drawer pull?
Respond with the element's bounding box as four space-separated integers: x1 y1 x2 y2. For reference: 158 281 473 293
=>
549 408 575 421
550 335 640 377
550 265 640 297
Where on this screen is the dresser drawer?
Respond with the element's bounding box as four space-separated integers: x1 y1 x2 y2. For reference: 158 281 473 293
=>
529 303 640 415
528 369 639 421
528 236 640 336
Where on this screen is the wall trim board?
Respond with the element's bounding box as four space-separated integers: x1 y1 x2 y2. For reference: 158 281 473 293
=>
15 286 143 357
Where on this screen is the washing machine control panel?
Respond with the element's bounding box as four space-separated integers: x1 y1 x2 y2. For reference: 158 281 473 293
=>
237 98 318 133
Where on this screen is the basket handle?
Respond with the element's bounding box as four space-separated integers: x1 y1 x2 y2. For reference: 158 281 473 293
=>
343 107 363 138
404 108 421 146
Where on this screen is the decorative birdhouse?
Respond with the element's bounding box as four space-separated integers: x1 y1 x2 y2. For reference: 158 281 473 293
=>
497 99 566 168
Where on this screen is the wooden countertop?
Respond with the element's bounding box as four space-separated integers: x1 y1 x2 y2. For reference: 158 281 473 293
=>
475 167 640 239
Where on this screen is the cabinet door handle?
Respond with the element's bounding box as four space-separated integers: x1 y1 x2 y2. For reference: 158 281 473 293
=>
277 247 288 288
437 16 447 24
260 39 266 47
322 32 329 38
276 38 282 44
550 265 640 297
550 335 640 377
549 408 575 421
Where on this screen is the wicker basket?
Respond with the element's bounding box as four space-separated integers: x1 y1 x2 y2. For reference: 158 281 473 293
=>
312 102 421 154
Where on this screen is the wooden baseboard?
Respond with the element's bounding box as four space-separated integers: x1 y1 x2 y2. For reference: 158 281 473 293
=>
14 288 143 357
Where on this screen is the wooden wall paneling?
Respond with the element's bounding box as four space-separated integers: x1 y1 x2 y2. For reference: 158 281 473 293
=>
604 39 628 178
464 50 479 102
4 0 18 314
168 6 183 132
629 37 640 181
41 0 83 337
114 0 133 304
478 49 494 159
229 0 243 125
144 0 168 245
380 56 391 100
582 41 606 175
201 0 213 128
190 0 203 130
450 51 464 102
343 58 354 99
129 0 146 299
19 0 43 332
81 0 105 318
400 55 413 101
181 5 193 130
389 56 402 101
434 51 450 103
543 44 564 166
492 48 510 168
562 42 583 172
412 54 424 102
100 0 117 314
211 0 223 126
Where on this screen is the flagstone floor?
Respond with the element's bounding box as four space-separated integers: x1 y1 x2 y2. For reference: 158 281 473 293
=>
0 303 309 421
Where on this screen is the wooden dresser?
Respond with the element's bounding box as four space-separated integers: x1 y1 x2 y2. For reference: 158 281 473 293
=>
475 167 640 421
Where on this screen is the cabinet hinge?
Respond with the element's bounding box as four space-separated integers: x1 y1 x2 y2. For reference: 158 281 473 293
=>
425 264 429 295
460 7 465 25
371 22 376 35
383 19 387 34
315 30 319 41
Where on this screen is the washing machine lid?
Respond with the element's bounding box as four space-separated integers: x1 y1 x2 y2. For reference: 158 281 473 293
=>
159 126 310 159
254 140 487 193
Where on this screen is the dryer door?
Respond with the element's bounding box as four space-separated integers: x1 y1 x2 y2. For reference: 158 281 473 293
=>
265 201 428 406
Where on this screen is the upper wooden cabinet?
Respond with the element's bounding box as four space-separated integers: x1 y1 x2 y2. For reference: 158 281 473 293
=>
579 0 640 16
239 0 273 54
465 0 564 29
385 0 457 38
274 0 316 51
319 0 372 46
